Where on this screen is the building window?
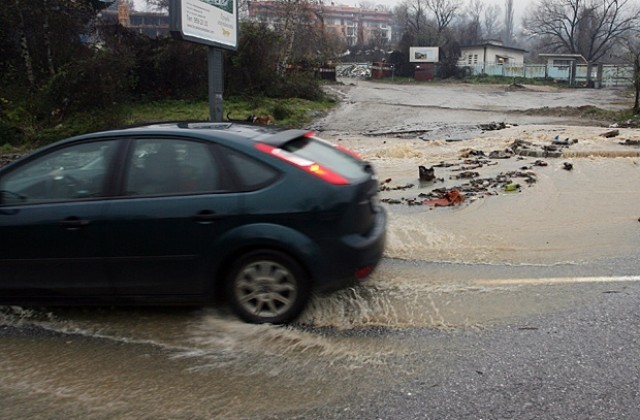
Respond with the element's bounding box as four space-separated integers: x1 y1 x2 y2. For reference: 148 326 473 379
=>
473 54 478 64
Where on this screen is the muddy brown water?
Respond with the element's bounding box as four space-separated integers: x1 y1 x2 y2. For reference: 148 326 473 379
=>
2 82 640 418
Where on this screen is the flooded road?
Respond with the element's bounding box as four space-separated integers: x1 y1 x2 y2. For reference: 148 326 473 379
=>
2 263 639 418
2 81 640 418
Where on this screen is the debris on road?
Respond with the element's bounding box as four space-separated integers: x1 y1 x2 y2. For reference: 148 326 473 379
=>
510 138 575 158
379 178 414 191
600 129 620 138
479 122 508 132
552 135 578 145
619 139 640 147
504 182 520 192
363 122 515 141
423 189 465 207
418 165 436 182
380 150 545 207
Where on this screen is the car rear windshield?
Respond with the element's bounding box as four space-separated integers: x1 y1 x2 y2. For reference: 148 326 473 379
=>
281 137 369 180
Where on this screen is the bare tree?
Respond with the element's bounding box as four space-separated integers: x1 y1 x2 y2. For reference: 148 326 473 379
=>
622 35 640 114
425 0 459 38
523 0 640 62
483 4 502 40
400 0 430 44
460 0 484 44
503 0 514 45
14 0 36 88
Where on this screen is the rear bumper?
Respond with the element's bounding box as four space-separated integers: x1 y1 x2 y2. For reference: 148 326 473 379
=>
314 208 387 293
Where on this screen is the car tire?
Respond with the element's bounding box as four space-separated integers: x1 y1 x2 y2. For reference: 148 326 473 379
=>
225 250 311 324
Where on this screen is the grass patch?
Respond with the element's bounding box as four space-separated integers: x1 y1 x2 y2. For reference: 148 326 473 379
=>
122 97 336 128
224 96 336 127
464 74 568 87
122 100 210 124
520 105 638 125
368 76 421 84
8 96 337 147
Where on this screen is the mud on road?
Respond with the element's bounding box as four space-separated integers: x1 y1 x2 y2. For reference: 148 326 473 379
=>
312 80 640 266
314 80 634 137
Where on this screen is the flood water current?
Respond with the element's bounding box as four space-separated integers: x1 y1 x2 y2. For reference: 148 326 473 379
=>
2 82 640 418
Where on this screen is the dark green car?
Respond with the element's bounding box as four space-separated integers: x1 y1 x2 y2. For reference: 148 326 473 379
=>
0 123 386 323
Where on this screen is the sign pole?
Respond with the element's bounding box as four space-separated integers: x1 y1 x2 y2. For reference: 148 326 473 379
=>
169 0 238 122
208 47 224 122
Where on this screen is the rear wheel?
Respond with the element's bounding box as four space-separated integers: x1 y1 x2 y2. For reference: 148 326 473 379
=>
225 250 311 324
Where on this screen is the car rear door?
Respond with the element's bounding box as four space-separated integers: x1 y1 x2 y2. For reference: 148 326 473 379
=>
0 140 119 298
103 137 243 297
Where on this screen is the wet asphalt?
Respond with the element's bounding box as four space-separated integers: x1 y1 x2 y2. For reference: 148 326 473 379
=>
286 278 640 420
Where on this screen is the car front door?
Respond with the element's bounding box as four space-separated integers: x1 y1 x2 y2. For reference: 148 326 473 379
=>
104 137 242 297
0 140 119 299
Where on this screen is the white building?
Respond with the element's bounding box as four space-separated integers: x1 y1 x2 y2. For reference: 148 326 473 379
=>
459 41 526 67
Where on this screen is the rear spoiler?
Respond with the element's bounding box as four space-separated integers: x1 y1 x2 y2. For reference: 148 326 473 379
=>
259 129 314 147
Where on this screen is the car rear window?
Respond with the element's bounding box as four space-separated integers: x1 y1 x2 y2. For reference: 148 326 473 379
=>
224 148 280 190
281 137 368 179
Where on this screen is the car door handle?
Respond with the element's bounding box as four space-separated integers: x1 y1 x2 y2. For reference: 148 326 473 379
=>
193 210 221 224
60 217 90 230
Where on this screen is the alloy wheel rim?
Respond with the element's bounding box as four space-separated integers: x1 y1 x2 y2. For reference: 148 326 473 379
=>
235 260 297 318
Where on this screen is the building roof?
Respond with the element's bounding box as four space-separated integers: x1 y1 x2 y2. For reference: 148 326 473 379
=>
461 42 527 54
538 53 588 64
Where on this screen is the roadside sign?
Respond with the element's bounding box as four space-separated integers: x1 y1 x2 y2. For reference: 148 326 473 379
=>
169 0 237 50
410 47 439 63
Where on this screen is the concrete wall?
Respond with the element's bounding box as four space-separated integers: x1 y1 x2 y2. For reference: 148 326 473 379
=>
460 62 634 87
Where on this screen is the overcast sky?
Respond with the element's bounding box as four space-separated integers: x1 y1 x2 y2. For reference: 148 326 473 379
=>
132 0 527 25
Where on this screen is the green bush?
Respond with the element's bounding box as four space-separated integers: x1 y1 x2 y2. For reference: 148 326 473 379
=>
268 73 324 101
0 121 24 146
42 50 135 117
271 103 293 120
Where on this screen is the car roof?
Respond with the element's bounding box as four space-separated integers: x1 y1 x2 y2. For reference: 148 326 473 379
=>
0 123 317 172
78 122 312 147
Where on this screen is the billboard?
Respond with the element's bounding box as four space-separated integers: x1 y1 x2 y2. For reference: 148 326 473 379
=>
410 47 439 63
170 0 237 50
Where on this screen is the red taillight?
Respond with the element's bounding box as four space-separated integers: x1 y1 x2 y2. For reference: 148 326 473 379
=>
256 143 350 185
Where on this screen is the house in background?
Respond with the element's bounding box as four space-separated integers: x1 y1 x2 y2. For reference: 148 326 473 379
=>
538 53 599 87
458 40 527 75
247 1 393 47
538 53 588 67
99 0 169 38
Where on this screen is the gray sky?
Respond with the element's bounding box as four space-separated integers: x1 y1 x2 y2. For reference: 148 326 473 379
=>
132 0 528 27
133 0 525 16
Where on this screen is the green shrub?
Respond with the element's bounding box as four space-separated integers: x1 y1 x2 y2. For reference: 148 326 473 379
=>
268 73 324 101
271 103 293 120
0 121 24 146
41 50 136 118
